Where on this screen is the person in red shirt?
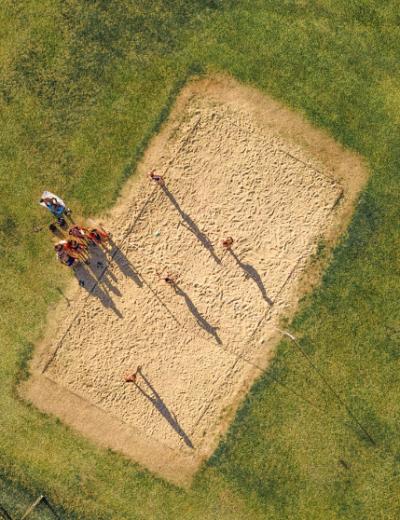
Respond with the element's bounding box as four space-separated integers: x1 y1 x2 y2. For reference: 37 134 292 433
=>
123 366 142 383
148 169 165 186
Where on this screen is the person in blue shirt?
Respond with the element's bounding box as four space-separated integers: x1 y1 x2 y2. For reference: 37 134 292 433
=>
39 191 71 218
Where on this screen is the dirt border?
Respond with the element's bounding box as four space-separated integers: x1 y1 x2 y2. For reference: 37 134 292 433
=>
20 75 369 487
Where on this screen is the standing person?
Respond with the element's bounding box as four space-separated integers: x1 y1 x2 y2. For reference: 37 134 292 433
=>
222 237 234 250
157 270 177 286
147 169 165 186
54 243 76 267
65 239 89 261
57 216 68 229
55 239 88 261
87 226 111 247
123 366 142 383
69 224 90 242
163 274 176 285
69 223 111 249
39 191 71 218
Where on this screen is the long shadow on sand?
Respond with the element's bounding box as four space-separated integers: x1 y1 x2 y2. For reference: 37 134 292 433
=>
73 238 145 319
229 249 274 306
162 185 221 264
173 283 222 345
109 239 143 288
110 240 181 325
86 245 122 296
134 370 194 448
74 263 123 318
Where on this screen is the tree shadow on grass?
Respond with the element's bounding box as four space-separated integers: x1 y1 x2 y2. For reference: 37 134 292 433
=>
162 185 221 264
135 370 194 449
173 283 222 345
229 249 274 306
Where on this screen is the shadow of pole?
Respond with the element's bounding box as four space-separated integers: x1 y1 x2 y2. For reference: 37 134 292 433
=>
135 370 194 448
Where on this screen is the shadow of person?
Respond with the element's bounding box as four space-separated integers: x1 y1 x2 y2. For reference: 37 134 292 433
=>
229 249 274 306
84 246 122 297
162 186 221 264
134 370 194 449
102 276 122 297
173 283 222 345
73 264 123 318
85 244 108 277
49 224 64 239
108 240 143 288
65 211 75 224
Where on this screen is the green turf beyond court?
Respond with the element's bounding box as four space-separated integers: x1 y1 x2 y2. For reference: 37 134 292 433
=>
0 1 399 518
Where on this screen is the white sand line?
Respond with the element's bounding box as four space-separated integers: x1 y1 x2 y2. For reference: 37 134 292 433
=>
195 101 337 185
44 132 334 372
245 251 312 345
41 188 161 374
43 371 196 455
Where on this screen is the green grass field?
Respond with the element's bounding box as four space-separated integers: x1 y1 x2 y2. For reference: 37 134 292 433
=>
1 1 399 518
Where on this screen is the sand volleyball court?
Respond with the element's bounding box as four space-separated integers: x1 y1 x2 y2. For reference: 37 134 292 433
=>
22 77 367 485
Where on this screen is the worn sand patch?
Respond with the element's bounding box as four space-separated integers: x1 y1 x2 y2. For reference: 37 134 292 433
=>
22 76 368 485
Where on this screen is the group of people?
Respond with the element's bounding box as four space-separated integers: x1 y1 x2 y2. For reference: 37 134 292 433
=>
39 191 111 268
41 177 235 385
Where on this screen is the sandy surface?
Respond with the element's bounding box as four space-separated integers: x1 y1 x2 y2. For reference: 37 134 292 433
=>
22 76 368 485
